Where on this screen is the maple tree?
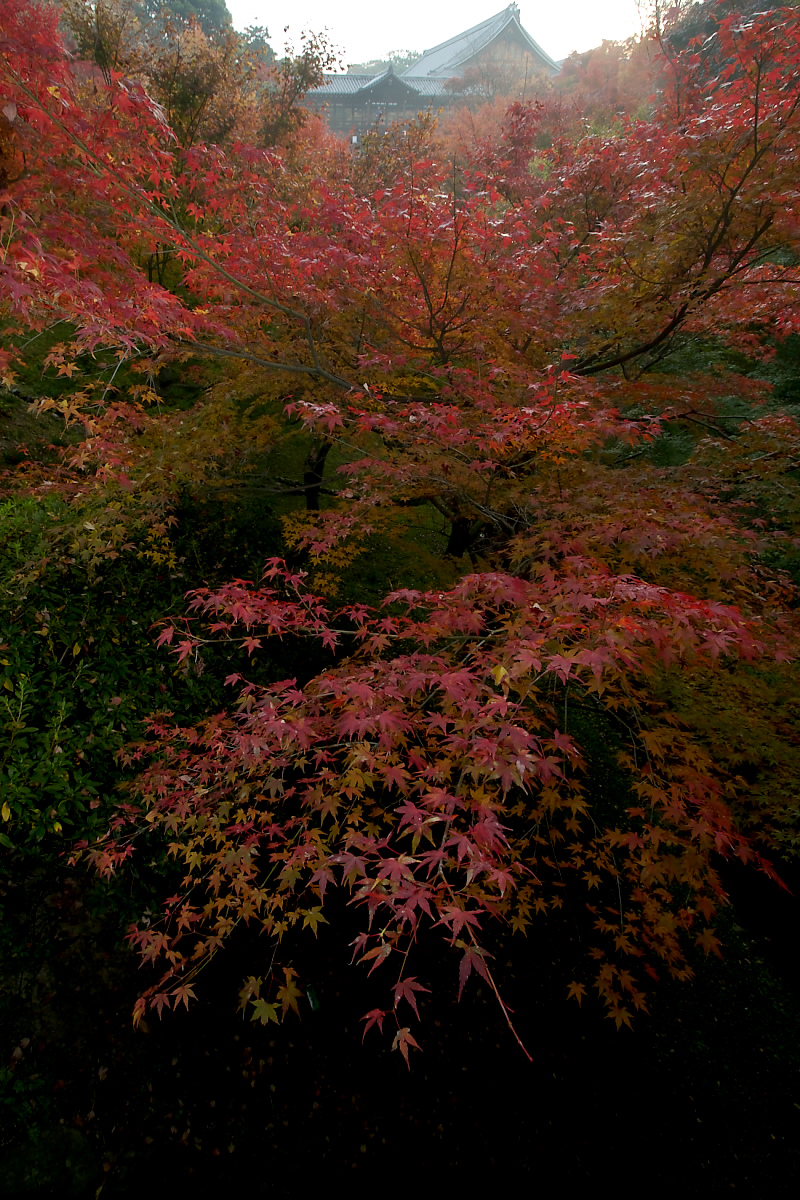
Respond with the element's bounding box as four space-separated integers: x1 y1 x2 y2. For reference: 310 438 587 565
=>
61 0 334 150
1 0 800 1061
553 36 658 130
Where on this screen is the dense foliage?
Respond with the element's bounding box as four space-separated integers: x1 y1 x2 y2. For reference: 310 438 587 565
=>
1 0 799 1119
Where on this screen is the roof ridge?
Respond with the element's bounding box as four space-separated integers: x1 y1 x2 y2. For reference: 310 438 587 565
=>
403 5 515 68
401 5 558 78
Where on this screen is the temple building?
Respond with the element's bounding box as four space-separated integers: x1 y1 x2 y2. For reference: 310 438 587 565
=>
306 5 559 139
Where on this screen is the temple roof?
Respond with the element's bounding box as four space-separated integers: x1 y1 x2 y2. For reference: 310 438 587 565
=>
310 66 448 99
308 6 558 104
402 4 559 78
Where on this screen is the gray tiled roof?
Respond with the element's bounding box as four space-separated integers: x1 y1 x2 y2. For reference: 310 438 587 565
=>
408 78 449 96
402 4 558 78
310 74 375 95
310 71 449 98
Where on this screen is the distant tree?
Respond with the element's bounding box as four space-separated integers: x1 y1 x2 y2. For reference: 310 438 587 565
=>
241 23 274 61
347 49 421 74
259 32 339 145
143 19 259 146
60 0 147 77
554 36 658 129
60 0 237 73
136 0 232 38
445 55 544 103
60 1 328 150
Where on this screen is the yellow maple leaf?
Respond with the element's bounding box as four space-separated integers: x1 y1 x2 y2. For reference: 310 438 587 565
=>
277 968 303 1016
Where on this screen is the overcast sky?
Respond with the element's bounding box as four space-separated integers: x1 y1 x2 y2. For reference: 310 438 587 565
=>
226 1 648 67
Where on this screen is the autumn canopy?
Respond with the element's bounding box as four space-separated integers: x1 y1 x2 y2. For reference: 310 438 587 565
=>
1 0 800 1063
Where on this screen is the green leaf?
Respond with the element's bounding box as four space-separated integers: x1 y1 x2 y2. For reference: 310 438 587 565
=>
251 998 279 1025
302 906 327 935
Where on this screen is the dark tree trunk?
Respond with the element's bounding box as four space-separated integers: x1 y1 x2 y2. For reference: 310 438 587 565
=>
303 439 332 510
446 515 475 558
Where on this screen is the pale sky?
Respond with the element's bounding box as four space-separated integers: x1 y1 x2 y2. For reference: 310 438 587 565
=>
226 2 648 67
